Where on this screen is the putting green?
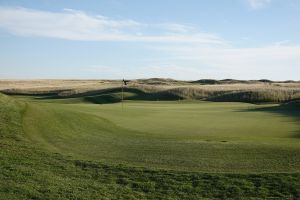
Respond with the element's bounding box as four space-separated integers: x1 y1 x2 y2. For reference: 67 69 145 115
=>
22 99 300 173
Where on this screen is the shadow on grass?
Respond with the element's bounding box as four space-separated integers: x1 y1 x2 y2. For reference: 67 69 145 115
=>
25 87 183 104
238 100 300 138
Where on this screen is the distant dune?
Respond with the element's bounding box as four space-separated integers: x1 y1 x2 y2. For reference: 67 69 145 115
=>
1 79 299 103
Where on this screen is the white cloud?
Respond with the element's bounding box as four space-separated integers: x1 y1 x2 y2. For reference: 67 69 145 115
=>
246 0 272 9
0 6 225 45
153 44 300 80
0 6 299 80
158 23 195 33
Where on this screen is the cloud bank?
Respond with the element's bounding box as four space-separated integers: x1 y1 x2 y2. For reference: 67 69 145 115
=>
0 6 299 80
0 7 225 45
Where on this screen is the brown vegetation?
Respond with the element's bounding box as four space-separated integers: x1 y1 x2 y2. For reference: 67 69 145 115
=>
1 79 299 103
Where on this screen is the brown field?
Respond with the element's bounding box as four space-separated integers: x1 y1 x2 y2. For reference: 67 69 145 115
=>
1 79 299 102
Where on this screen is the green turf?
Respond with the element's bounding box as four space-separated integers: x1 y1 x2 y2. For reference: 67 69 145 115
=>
18 95 300 173
1 93 300 199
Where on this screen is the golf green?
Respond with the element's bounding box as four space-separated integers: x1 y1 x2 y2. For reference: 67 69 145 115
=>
22 99 300 173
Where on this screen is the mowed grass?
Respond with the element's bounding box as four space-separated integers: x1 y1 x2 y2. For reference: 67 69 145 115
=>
1 93 300 199
21 96 300 173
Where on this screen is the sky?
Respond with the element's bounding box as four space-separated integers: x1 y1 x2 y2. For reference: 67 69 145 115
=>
0 0 299 80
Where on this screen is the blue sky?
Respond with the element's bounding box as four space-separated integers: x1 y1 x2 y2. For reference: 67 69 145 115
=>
0 0 299 80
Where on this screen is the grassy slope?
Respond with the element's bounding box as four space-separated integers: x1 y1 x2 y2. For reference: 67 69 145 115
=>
1 93 300 199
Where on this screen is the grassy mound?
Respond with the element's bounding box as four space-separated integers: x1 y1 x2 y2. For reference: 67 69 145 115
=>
84 93 122 104
207 90 300 103
23 87 183 104
2 80 300 103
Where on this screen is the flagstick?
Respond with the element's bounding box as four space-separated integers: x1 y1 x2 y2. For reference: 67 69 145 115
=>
121 79 124 110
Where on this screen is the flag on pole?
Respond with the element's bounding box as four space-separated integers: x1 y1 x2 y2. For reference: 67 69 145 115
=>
123 79 129 85
121 79 129 110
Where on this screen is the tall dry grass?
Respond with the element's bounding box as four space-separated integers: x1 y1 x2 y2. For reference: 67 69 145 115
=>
132 83 300 102
1 80 299 103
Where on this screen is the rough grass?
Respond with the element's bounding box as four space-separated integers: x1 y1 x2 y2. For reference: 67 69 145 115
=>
207 89 300 103
1 93 300 199
1 79 300 103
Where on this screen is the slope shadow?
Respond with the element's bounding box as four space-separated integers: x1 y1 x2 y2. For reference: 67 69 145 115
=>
237 101 300 138
32 87 183 104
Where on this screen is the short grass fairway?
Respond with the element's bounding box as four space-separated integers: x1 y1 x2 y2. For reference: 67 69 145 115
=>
23 99 300 173
1 93 300 199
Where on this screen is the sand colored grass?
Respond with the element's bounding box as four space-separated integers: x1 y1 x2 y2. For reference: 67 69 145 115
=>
2 79 299 103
